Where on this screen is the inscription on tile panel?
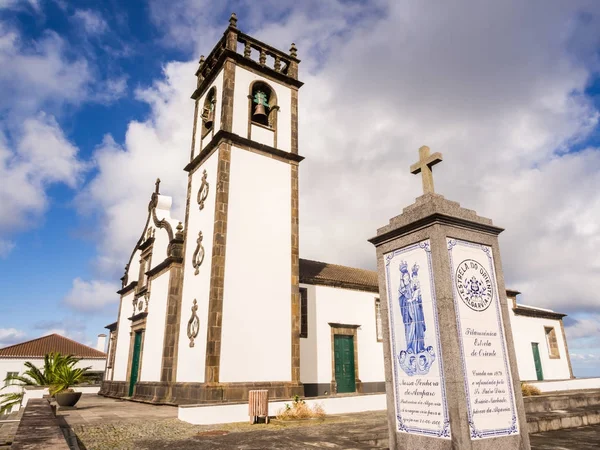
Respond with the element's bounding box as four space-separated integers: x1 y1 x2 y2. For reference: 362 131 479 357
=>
447 238 519 439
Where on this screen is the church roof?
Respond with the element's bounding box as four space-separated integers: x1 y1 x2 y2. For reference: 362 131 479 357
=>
0 334 106 359
300 258 379 293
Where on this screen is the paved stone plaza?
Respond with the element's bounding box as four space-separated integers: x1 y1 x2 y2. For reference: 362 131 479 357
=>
46 396 600 449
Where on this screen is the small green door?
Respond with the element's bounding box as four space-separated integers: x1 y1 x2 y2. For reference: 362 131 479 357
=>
531 342 544 381
129 331 142 396
334 335 356 393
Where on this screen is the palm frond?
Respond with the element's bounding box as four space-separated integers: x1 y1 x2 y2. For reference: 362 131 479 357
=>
0 392 23 415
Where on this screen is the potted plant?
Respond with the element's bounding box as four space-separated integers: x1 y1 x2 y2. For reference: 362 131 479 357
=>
0 352 90 412
50 360 91 407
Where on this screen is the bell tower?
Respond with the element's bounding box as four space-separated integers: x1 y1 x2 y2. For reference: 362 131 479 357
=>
176 13 304 402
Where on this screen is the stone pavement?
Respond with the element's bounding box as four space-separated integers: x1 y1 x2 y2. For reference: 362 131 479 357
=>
56 394 177 425
530 425 600 449
59 396 600 450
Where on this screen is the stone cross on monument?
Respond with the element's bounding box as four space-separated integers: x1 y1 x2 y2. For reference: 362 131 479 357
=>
369 146 530 449
410 145 443 194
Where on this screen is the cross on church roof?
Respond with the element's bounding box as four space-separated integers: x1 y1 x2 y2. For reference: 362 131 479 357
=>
155 178 161 195
410 146 443 195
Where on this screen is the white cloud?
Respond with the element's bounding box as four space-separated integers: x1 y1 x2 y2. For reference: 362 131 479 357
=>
0 239 15 258
0 328 26 348
0 23 92 116
73 9 108 35
0 113 86 234
80 1 600 328
76 62 193 277
0 0 40 12
62 278 119 312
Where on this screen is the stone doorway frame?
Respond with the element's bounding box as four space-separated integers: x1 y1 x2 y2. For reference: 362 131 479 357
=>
125 313 147 394
328 323 362 395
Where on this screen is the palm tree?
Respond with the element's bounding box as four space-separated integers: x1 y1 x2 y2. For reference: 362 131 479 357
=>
0 352 91 414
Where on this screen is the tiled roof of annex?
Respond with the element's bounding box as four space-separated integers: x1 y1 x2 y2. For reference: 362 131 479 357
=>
298 259 565 318
299 258 379 293
0 334 106 359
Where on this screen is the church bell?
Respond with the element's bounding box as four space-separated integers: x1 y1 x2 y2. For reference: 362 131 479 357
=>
203 106 214 129
252 102 267 122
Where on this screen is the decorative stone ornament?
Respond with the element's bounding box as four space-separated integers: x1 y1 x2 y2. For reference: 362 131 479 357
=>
192 231 205 275
187 299 200 347
197 170 209 211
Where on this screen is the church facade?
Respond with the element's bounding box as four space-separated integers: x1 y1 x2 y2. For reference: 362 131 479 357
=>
100 15 573 406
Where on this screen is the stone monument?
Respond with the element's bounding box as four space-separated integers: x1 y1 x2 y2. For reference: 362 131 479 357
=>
369 146 531 449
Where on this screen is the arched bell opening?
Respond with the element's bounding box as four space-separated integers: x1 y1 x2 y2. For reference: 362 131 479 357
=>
201 87 217 138
248 81 278 147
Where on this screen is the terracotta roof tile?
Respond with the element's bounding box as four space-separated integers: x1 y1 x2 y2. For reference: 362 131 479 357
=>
0 334 106 359
300 258 379 292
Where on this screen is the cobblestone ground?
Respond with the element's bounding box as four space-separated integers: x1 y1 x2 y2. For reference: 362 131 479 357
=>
72 415 384 450
64 396 600 450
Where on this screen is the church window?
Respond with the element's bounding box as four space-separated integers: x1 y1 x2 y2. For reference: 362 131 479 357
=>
4 372 18 386
137 248 152 291
201 87 217 137
375 298 383 342
545 326 560 359
300 287 308 338
249 81 278 130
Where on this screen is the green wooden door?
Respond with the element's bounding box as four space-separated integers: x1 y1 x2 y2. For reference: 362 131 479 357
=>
334 335 356 393
531 342 544 381
129 331 142 396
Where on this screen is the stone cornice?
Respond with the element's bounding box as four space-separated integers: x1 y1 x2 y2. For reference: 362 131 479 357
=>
117 281 138 296
369 212 504 246
138 237 155 252
128 312 148 322
192 49 303 101
184 130 304 173
105 322 118 331
328 323 361 329
512 306 566 321
146 256 183 278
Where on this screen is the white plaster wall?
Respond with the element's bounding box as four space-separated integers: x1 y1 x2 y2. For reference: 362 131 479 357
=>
220 147 292 382
232 66 292 152
179 393 386 425
112 292 134 381
194 68 224 156
176 151 220 383
300 284 384 385
250 124 275 147
508 308 571 381
1 358 105 413
139 271 169 381
126 249 141 286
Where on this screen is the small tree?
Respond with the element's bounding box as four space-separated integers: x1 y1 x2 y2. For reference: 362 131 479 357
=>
0 352 91 414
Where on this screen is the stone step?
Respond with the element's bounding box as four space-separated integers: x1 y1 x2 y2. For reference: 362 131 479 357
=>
527 405 600 434
524 389 600 414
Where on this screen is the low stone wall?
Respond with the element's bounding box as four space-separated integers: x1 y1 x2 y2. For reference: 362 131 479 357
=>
523 389 600 414
527 377 600 393
179 393 387 425
10 399 69 450
99 380 128 398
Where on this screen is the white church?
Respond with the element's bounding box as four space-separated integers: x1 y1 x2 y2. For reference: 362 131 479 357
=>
100 15 574 406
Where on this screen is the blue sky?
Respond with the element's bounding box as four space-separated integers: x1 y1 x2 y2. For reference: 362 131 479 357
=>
0 0 600 379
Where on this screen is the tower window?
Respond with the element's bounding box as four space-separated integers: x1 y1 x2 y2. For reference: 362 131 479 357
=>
375 298 383 342
300 287 308 338
201 87 217 137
